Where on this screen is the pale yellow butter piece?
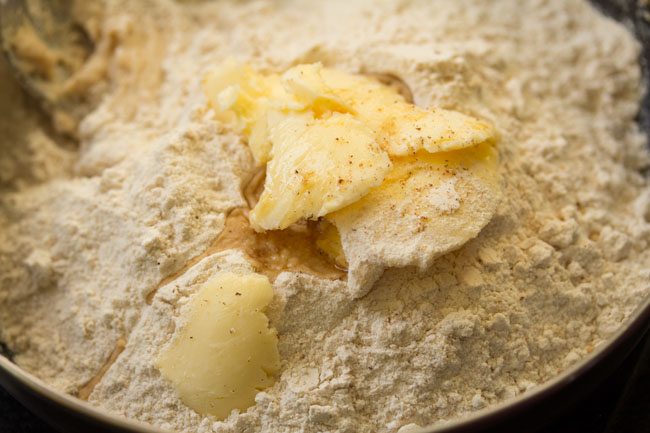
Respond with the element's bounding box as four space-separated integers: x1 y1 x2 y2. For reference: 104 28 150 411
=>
272 65 495 155
328 142 500 296
280 64 351 115
203 61 498 243
156 272 280 420
202 60 267 128
250 111 392 231
316 66 496 156
203 59 293 164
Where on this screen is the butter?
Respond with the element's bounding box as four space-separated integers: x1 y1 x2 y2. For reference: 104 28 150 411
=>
250 111 391 230
329 141 500 240
295 65 496 155
328 141 501 296
157 272 280 420
203 61 500 279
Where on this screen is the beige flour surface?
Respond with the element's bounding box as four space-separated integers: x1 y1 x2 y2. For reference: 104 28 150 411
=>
1 0 650 432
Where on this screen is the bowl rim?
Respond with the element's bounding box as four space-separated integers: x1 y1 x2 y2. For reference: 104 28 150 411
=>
420 294 650 432
0 295 649 433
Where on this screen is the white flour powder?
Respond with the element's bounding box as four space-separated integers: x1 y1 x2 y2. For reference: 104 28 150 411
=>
1 0 650 432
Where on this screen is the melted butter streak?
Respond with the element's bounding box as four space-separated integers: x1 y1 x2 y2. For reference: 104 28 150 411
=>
145 170 345 304
76 338 126 400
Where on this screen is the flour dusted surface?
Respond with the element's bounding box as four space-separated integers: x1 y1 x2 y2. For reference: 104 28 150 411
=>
1 0 650 432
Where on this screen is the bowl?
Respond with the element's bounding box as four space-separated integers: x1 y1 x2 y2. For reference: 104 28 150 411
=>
0 1 649 432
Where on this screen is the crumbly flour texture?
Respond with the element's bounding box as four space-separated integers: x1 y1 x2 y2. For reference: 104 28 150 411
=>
1 1 650 432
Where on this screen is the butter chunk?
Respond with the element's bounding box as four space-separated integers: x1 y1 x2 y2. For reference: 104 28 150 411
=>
328 142 501 297
280 64 351 115
157 272 280 420
317 67 496 156
250 112 391 231
203 59 292 164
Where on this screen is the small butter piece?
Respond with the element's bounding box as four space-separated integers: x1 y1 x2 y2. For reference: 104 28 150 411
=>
203 59 292 164
317 67 496 155
250 112 391 231
329 142 500 296
157 272 280 420
280 64 351 115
